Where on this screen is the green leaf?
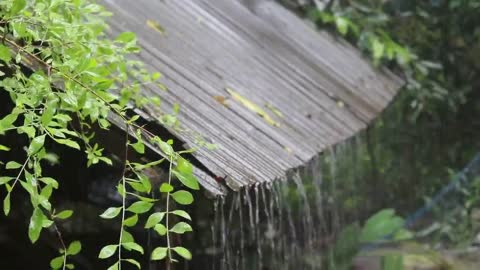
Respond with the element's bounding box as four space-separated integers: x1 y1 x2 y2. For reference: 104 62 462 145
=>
124 214 139 227
98 244 118 259
127 182 146 194
176 157 193 174
40 185 53 200
10 0 27 15
28 207 45 243
99 207 122 219
125 259 141 269
127 115 140 124
0 112 19 134
171 190 194 205
67 241 82 255
127 201 153 214
172 169 199 190
116 32 136 43
55 139 80 150
6 161 22 169
20 180 34 195
138 174 152 193
107 262 119 270
372 38 385 61
159 183 173 193
38 194 52 211
335 16 349 35
172 246 192 260
152 137 174 156
19 126 35 139
28 135 46 155
171 210 191 221
154 224 167 236
151 247 168 260
127 176 150 193
42 218 53 228
0 45 12 63
117 183 126 198
3 193 11 216
54 114 73 123
130 140 145 154
136 195 157 203
145 212 165 228
394 228 414 241
360 209 404 243
0 177 14 185
122 242 144 254
50 256 64 269
39 177 59 189
121 230 134 243
170 222 193 234
0 144 10 151
56 210 73 219
41 106 55 127
152 72 161 80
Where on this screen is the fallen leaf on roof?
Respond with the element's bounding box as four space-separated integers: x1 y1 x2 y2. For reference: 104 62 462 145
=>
146 20 166 35
157 82 168 91
226 88 280 127
265 103 283 118
213 95 229 107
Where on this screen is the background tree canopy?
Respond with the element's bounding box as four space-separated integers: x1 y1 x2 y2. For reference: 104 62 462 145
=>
297 0 480 243
307 0 480 119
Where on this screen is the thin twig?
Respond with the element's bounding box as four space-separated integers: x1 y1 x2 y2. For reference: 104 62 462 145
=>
10 156 30 191
51 220 67 270
117 122 130 270
165 154 174 265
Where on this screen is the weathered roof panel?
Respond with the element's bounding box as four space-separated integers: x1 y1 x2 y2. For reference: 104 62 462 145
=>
101 0 403 195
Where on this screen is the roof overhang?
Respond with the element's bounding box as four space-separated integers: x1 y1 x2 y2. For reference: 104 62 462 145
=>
101 0 403 196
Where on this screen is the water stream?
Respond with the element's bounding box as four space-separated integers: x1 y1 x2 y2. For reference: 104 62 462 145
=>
204 135 367 270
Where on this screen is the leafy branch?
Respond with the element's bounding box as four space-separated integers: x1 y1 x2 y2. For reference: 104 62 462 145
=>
0 0 202 269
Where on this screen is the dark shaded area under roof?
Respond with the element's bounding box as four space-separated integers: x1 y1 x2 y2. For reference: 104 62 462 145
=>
100 0 403 196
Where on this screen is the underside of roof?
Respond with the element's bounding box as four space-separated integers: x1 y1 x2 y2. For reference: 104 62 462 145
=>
100 0 403 196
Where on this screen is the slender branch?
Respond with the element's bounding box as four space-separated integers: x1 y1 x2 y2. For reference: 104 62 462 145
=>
10 156 30 192
165 155 174 264
117 122 130 270
51 219 67 270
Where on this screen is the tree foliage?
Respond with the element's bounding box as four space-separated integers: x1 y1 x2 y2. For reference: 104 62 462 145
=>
0 0 199 269
308 0 480 119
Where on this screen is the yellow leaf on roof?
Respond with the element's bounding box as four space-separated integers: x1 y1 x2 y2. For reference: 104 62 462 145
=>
226 88 280 127
265 103 283 118
213 95 229 107
146 20 165 35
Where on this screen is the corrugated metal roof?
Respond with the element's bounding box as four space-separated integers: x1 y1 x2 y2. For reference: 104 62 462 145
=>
101 0 403 196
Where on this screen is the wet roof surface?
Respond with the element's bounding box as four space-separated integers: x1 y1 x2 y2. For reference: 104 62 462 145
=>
101 0 403 196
